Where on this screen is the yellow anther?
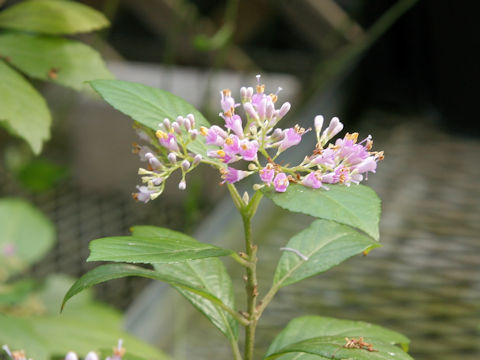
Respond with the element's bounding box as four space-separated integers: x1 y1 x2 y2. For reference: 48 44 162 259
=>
225 137 234 145
200 126 209 136
345 132 359 142
155 130 168 139
269 93 278 103
256 84 265 94
217 150 226 157
222 89 231 97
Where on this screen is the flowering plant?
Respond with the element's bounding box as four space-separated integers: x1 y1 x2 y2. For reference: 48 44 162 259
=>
62 76 412 360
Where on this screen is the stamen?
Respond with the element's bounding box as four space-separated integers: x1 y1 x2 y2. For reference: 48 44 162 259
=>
280 247 309 261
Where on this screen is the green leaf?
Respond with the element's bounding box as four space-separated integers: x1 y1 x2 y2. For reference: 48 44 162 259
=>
87 229 233 264
0 314 169 360
0 0 109 35
62 263 235 324
275 353 329 360
265 336 413 360
0 33 113 91
267 316 410 358
263 184 381 240
273 220 380 287
17 158 69 192
0 61 51 154
89 80 212 159
131 226 238 340
154 259 239 341
0 198 55 280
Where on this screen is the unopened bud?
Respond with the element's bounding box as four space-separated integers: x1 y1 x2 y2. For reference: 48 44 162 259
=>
242 191 250 205
252 183 263 191
240 87 247 100
172 122 181 134
187 114 195 128
189 129 198 140
181 159 191 171
272 128 284 140
193 154 202 166
85 352 98 360
278 102 291 119
176 116 184 126
248 163 257 171
184 118 191 131
314 115 324 135
168 153 177 163
178 180 186 190
163 118 171 130
244 102 259 120
65 352 78 360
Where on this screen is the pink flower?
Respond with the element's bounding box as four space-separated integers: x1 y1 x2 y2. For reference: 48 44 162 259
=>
224 114 244 138
133 186 155 203
221 167 251 184
273 172 289 192
157 132 179 152
310 148 336 167
239 140 258 161
278 127 302 152
301 172 323 189
259 164 275 184
353 156 377 174
223 135 240 156
207 149 236 163
220 89 235 113
203 125 227 146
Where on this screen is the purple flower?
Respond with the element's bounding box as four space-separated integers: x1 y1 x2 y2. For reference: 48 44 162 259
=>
320 117 344 144
220 89 235 113
223 135 240 156
156 131 179 152
278 127 302 152
310 148 336 167
207 149 236 163
202 125 227 146
301 172 323 189
273 172 289 192
221 167 251 184
259 164 275 184
133 186 155 203
239 140 258 161
224 115 244 138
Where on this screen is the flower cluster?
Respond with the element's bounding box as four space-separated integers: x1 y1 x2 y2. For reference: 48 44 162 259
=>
2 340 127 360
133 75 383 202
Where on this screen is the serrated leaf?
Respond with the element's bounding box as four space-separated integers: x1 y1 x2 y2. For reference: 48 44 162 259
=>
153 259 239 341
0 198 55 280
0 61 51 154
0 0 109 35
265 336 413 360
0 33 113 91
89 80 213 159
131 226 238 340
263 184 381 240
88 228 233 264
267 316 410 358
62 263 233 322
273 220 380 287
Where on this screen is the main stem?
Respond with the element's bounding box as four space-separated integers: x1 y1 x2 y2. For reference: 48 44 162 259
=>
243 212 257 360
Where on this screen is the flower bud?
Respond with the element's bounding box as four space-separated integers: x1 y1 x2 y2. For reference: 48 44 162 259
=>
181 159 191 171
163 118 171 130
248 163 257 171
243 102 259 120
187 114 195 128
168 153 177 163
65 352 78 360
85 352 98 360
176 116 184 126
172 122 181 134
178 179 186 190
314 115 324 135
189 129 198 140
193 154 202 166
184 118 191 131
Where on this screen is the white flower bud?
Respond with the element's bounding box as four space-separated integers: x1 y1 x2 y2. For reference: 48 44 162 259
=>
189 129 198 140
65 352 78 360
85 352 98 360
176 116 184 126
181 160 190 171
184 118 191 131
193 154 202 166
172 122 181 134
178 180 186 190
163 118 171 130
187 114 195 128
168 153 177 163
314 115 324 135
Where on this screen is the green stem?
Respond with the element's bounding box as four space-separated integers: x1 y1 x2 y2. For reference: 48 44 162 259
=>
229 337 243 360
243 212 258 360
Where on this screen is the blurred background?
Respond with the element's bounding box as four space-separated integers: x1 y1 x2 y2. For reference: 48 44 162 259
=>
1 0 479 359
